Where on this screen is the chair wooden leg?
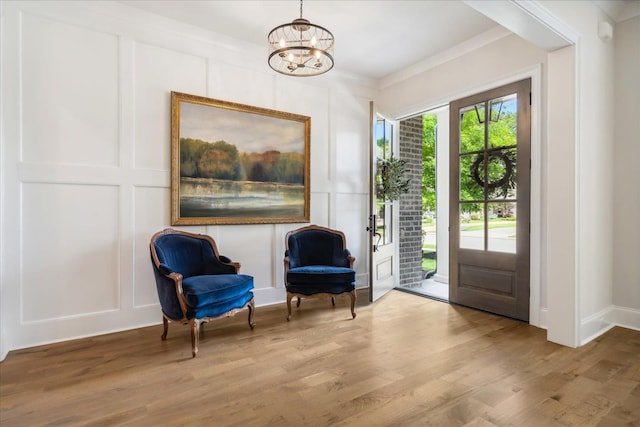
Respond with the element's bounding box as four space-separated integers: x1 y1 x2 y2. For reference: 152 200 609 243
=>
349 290 357 319
286 293 293 321
296 297 301 307
248 300 256 329
161 317 169 340
331 297 335 306
190 319 200 358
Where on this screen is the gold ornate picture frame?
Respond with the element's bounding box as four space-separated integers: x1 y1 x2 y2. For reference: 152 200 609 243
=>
170 91 310 225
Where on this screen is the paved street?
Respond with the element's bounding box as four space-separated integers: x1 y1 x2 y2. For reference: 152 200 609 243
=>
423 222 516 253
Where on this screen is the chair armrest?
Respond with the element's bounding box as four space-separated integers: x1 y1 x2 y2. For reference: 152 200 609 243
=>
152 263 188 319
344 249 355 269
283 255 290 285
158 263 173 276
158 263 186 283
283 250 292 271
218 255 240 273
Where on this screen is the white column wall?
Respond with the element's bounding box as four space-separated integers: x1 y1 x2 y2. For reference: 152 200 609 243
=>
434 108 450 284
0 1 374 360
541 0 628 344
612 15 640 325
545 45 578 346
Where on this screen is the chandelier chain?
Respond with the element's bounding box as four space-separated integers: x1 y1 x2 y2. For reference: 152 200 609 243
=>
299 0 303 19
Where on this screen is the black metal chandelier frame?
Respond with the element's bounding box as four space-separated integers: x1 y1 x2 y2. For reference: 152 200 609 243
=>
267 0 334 77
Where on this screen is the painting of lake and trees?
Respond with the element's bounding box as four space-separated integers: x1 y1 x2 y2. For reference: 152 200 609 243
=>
170 92 310 225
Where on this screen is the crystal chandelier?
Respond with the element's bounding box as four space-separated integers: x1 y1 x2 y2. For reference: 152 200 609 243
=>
267 0 334 77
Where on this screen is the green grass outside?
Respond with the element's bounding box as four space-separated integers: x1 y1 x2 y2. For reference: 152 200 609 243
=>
422 240 436 272
422 258 436 271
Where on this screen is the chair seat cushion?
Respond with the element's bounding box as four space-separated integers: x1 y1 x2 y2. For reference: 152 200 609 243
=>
182 274 254 308
190 291 254 320
287 266 355 285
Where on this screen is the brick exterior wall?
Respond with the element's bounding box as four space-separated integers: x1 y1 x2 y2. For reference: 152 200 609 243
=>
398 116 423 288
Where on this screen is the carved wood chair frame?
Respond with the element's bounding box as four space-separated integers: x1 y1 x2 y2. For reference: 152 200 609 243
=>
150 228 255 357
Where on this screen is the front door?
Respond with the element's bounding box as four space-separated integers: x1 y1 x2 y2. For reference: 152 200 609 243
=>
449 79 531 321
369 103 398 302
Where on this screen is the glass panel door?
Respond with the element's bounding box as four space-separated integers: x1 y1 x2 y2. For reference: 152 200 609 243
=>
374 118 393 248
369 106 398 302
458 93 518 254
449 78 531 321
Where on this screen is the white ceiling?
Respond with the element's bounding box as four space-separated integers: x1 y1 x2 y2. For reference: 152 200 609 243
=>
595 0 640 22
118 0 501 80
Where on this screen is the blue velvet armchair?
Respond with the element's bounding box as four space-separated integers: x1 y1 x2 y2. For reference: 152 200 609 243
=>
150 228 255 357
284 225 356 320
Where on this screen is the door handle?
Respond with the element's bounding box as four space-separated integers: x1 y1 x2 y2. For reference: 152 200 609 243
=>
366 214 376 233
367 214 381 252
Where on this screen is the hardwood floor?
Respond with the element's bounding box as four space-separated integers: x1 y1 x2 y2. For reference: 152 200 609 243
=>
1 290 639 426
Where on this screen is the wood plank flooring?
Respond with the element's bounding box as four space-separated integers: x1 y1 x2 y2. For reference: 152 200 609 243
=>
1 290 639 426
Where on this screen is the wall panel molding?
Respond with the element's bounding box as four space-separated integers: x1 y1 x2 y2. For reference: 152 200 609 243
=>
1 0 371 359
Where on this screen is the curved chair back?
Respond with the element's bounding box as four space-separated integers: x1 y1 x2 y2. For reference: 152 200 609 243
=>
152 232 235 277
286 226 351 269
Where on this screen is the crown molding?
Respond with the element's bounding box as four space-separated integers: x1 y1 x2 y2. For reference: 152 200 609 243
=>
379 26 511 90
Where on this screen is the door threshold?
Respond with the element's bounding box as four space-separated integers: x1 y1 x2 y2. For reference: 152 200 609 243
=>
394 286 449 304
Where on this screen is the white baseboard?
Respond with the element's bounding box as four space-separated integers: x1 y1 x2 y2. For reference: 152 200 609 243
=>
433 273 448 284
580 305 640 345
606 305 640 332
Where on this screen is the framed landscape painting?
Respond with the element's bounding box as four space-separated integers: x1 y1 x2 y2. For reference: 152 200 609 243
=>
170 91 310 225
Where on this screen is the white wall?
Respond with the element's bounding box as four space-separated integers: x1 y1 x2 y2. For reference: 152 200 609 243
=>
612 15 640 321
0 1 374 360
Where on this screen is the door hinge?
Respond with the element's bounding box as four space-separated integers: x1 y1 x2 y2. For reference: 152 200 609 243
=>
529 92 532 105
